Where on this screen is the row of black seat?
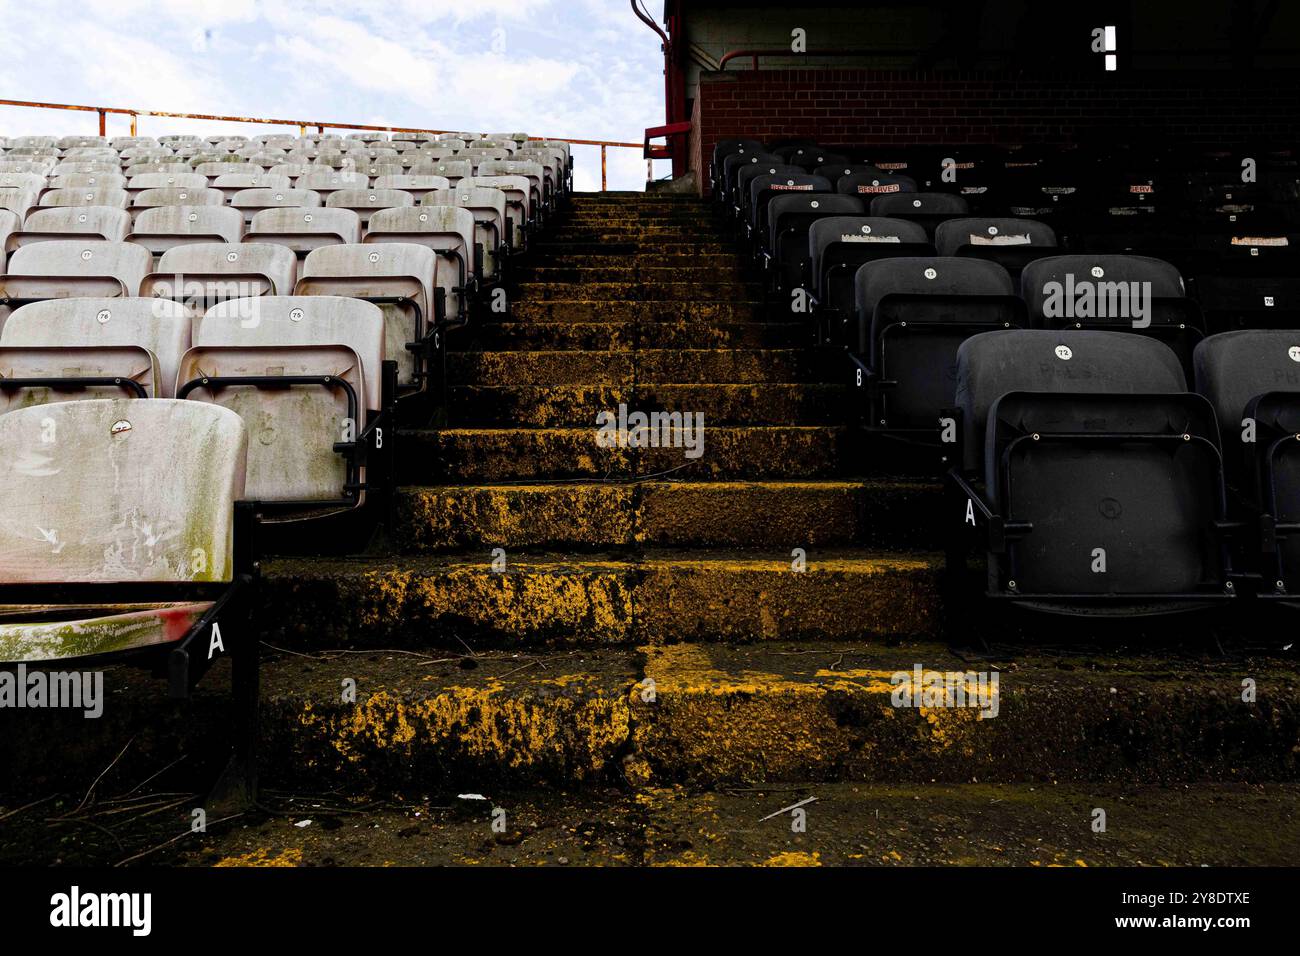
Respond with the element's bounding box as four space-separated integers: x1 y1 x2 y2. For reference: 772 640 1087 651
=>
716 136 1300 616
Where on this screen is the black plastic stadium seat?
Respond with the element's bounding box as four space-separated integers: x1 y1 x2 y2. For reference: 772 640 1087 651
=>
837 172 918 199
850 257 1026 439
1021 253 1205 375
869 191 971 240
746 172 831 246
934 217 1058 281
1194 329 1300 598
948 329 1235 614
765 192 863 294
807 216 933 342
721 152 782 210
733 161 801 226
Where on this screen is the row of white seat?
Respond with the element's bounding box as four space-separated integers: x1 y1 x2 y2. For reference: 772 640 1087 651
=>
1 132 560 149
0 140 572 170
0 179 528 224
0 149 565 170
0 223 495 325
0 294 392 506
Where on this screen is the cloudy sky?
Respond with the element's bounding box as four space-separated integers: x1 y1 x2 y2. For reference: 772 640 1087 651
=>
0 0 668 190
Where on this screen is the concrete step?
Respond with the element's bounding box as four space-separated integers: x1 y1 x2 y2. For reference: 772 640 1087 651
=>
395 426 865 481
516 279 758 301
10 640 1294 811
520 265 748 283
525 253 743 271
534 240 733 256
395 479 944 552
509 300 760 323
167 782 1300 867
446 383 849 427
446 349 838 387
254 551 943 649
456 320 811 351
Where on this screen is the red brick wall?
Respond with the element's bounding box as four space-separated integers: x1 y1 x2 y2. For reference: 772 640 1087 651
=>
695 69 1300 195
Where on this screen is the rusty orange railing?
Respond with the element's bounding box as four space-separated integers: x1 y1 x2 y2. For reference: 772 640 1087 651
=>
0 97 645 190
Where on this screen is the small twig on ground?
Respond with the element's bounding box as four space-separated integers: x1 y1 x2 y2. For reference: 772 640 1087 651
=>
74 735 136 814
122 755 188 796
46 817 124 851
0 794 57 823
758 796 818 822
114 812 245 867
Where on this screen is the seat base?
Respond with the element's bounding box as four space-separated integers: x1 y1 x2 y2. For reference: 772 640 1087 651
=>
0 602 212 663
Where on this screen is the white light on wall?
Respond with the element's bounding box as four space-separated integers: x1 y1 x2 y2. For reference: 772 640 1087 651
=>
1103 26 1117 52
1105 53 1117 71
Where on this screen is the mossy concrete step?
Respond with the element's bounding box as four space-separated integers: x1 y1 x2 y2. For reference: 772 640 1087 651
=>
253 551 941 649
516 280 758 301
395 479 944 552
534 241 733 256
560 218 719 231
521 265 748 283
163 782 1300 868
525 253 742 271
446 349 838 386
457 320 809 351
395 425 866 481
571 191 701 201
550 226 722 239
12 640 1294 808
510 300 760 323
446 383 848 427
252 640 1300 789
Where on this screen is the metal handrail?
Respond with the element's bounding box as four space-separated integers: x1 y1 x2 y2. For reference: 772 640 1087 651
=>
0 97 644 189
717 47 1300 71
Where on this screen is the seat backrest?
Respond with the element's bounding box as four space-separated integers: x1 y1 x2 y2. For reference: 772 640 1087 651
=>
367 205 475 255
298 170 370 192
0 398 246 583
870 192 971 217
815 163 887 183
50 172 127 190
2 296 193 397
37 187 129 210
809 216 929 263
8 239 151 294
194 295 386 411
854 256 1017 354
935 217 1058 257
297 243 435 385
955 328 1188 472
212 173 293 191
325 188 414 213
373 174 450 196
128 205 245 249
838 172 920 198
734 163 800 212
411 160 473 182
128 172 209 191
153 241 298 297
195 161 261 178
856 256 1014 319
132 186 226 208
230 188 322 213
17 206 131 243
298 241 434 307
767 193 864 250
1020 254 1186 326
246 206 362 250
1193 329 1300 441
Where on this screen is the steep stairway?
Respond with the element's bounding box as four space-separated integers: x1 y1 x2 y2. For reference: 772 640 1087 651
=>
5 193 1296 867
257 192 947 650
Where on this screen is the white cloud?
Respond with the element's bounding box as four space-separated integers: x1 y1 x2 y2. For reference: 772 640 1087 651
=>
0 0 667 189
